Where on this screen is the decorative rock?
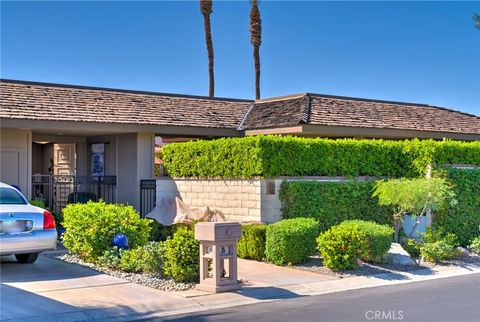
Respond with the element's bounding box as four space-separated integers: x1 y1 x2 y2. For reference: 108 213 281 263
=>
384 243 416 266
48 253 195 292
456 246 470 258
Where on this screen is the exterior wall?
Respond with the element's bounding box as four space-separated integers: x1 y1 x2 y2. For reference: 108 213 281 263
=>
115 132 155 209
157 178 263 222
156 177 369 223
0 128 32 198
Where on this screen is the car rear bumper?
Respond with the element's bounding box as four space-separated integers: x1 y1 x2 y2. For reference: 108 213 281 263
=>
0 229 57 255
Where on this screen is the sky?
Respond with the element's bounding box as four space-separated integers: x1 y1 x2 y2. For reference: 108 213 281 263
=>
1 1 479 115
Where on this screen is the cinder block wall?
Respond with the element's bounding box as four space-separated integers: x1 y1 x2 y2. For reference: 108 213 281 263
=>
156 177 354 223
157 178 264 222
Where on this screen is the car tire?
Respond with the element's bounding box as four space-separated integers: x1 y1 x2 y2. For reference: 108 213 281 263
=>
15 253 39 264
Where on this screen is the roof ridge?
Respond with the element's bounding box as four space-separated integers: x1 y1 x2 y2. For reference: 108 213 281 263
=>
301 94 312 124
307 92 479 118
254 93 307 103
237 102 255 130
0 78 253 103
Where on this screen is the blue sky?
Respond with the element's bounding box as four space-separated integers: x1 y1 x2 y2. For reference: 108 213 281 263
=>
1 1 479 115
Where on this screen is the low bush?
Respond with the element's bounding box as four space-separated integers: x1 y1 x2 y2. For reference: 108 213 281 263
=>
62 201 151 262
339 220 394 263
163 228 200 282
120 241 165 273
435 169 480 246
317 223 368 271
265 218 319 265
30 199 46 208
97 246 123 269
419 228 459 262
470 237 480 254
401 238 421 258
148 219 174 242
237 224 267 261
279 180 393 232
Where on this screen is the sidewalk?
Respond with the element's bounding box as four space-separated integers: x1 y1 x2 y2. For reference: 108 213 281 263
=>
1 254 479 322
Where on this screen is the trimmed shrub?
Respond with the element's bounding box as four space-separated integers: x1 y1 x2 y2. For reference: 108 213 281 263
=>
237 224 267 261
339 220 394 263
317 224 369 271
279 180 393 231
163 136 480 179
265 218 319 265
163 228 200 283
435 168 480 246
419 228 459 262
62 201 151 262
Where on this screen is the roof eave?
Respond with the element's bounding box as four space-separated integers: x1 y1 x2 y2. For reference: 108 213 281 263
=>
245 124 480 141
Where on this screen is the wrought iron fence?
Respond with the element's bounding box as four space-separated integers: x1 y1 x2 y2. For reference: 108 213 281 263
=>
140 179 156 217
31 175 116 212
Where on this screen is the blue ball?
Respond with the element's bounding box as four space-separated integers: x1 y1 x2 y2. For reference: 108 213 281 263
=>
112 233 129 249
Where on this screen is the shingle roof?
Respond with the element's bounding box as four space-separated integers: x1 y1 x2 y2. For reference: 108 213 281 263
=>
1 79 478 136
242 93 480 135
0 80 252 129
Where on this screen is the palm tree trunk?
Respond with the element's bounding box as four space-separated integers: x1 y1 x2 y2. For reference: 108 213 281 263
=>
249 0 261 100
203 14 214 97
254 45 260 100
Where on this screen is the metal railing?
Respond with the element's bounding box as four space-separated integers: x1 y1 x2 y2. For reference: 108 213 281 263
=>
32 175 117 212
140 179 156 217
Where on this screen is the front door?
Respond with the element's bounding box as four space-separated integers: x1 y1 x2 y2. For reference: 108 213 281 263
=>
53 144 76 210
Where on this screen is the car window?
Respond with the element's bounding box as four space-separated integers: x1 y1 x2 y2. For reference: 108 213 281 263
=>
0 187 27 205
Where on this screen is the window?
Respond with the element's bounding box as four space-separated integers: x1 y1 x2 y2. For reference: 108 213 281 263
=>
0 187 27 205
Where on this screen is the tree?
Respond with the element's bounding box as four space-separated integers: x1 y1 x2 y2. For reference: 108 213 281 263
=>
372 178 456 242
249 0 262 99
200 0 215 97
474 14 480 29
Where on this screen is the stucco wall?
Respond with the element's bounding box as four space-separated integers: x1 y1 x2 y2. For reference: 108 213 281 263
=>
0 128 32 198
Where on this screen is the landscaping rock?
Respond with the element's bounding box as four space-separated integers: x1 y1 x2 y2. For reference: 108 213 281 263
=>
384 243 416 266
456 246 470 258
47 253 195 292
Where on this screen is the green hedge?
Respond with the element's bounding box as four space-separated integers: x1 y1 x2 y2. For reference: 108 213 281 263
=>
237 224 267 261
265 218 319 265
163 136 480 178
435 168 480 246
279 180 393 231
339 220 394 263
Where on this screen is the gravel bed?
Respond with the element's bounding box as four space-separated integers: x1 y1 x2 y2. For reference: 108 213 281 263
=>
47 253 195 292
293 254 480 279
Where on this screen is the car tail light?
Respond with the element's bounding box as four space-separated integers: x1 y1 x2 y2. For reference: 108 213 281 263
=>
43 210 56 230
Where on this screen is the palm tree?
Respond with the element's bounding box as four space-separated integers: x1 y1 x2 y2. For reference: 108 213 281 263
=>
474 14 480 29
249 0 262 99
200 0 215 97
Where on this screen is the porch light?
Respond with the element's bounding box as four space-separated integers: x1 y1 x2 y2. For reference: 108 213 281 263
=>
33 141 50 144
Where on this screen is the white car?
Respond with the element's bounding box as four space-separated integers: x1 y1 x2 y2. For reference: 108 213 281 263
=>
0 182 57 263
